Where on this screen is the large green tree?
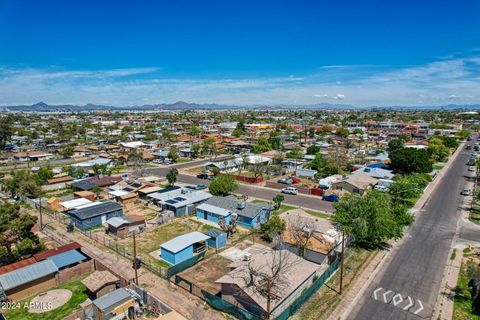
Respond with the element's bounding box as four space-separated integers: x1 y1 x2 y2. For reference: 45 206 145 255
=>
333 191 413 248
389 148 433 174
0 116 13 149
0 202 44 264
208 175 239 196
166 168 179 186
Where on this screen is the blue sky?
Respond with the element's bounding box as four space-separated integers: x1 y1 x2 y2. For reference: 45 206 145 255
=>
0 0 479 106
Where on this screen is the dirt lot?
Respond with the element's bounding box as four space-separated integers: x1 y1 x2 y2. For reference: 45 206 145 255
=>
116 218 217 267
177 254 233 294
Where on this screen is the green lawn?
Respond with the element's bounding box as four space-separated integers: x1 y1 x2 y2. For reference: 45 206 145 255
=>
5 274 90 320
453 261 480 320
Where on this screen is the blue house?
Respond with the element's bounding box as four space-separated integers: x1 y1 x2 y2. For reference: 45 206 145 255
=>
67 201 123 230
204 229 227 249
196 203 232 225
197 196 271 229
160 232 210 265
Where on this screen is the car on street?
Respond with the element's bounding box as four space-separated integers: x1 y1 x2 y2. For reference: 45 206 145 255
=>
281 187 298 195
461 188 471 196
322 194 339 202
197 173 210 179
468 166 476 172
195 184 208 190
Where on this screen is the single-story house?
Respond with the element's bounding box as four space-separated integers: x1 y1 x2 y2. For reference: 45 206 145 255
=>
331 173 377 195
138 186 163 200
160 231 210 265
106 215 146 238
81 270 119 299
147 187 212 217
0 260 58 301
195 203 232 226
70 179 97 191
71 158 113 170
47 175 74 185
215 249 319 318
197 196 271 229
204 155 272 173
204 229 227 249
13 151 54 162
92 288 138 320
352 166 395 180
67 201 123 230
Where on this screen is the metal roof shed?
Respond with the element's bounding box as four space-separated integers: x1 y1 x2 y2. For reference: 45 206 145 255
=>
93 288 133 312
0 260 58 291
161 232 210 253
47 249 88 269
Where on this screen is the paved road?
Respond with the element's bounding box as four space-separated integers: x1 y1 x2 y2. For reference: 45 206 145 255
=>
146 159 335 213
348 147 471 320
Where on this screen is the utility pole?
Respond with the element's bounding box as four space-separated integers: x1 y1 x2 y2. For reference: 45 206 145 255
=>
133 232 139 285
38 195 43 231
339 229 345 294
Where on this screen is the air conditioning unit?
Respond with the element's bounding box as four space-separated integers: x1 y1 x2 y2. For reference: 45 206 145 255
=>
237 201 246 210
243 253 252 261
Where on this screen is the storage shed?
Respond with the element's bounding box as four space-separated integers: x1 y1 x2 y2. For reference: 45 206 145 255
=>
160 232 210 265
204 229 227 249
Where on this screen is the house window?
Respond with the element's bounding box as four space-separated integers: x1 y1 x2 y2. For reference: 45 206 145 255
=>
353 188 360 194
88 218 92 222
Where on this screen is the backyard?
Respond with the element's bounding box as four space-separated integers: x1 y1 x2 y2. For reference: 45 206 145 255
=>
116 218 225 268
4 274 91 320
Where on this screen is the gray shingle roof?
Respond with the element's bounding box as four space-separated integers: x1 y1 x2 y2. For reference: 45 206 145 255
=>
69 201 122 220
204 196 269 219
0 260 58 290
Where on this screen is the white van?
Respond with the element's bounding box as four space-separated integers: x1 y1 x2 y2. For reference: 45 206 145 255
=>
281 187 298 195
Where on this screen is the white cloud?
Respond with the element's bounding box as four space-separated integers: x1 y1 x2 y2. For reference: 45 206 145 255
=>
0 55 479 106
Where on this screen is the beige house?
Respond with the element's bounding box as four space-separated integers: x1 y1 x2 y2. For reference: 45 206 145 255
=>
331 173 377 195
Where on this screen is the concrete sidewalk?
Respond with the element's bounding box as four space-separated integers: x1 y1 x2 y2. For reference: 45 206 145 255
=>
329 143 465 320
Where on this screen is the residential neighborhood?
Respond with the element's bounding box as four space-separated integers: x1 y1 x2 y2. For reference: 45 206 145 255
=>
1 1 480 320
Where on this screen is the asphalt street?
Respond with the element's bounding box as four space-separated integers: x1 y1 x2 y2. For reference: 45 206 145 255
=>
146 159 335 213
348 147 471 320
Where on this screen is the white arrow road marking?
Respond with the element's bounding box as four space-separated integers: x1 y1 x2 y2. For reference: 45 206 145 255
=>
392 293 403 306
403 296 414 310
413 299 424 315
373 288 383 300
383 290 393 303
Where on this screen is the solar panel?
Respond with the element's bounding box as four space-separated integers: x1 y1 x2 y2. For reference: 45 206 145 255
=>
166 199 177 204
131 183 142 188
123 187 134 192
174 197 186 201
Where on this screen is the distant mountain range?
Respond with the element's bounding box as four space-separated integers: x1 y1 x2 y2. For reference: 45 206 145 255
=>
1 101 480 111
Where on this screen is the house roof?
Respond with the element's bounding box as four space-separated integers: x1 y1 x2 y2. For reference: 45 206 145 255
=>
161 231 210 254
71 179 97 191
148 188 212 209
47 249 87 269
93 288 132 311
215 250 318 313
204 196 269 219
47 175 73 184
0 257 37 275
334 173 377 190
0 260 58 290
81 270 119 293
33 242 82 261
68 201 122 220
60 198 92 210
352 166 394 180
196 203 231 217
204 229 226 239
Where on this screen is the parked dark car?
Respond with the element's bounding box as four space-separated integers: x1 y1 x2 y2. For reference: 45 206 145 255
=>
323 194 339 202
195 184 208 190
197 173 210 179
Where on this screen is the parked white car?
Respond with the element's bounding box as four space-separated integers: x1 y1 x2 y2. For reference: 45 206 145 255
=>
281 187 298 195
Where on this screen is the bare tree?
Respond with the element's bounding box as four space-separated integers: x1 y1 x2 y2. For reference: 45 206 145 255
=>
238 245 300 319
